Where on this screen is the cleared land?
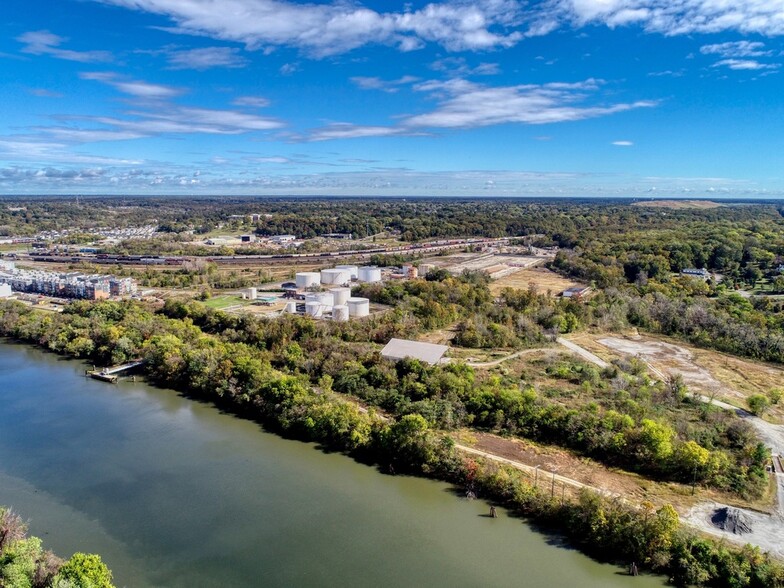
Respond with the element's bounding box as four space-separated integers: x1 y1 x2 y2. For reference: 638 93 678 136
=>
490 267 585 295
566 332 784 422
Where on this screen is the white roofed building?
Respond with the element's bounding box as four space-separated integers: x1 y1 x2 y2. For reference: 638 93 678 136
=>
381 338 449 366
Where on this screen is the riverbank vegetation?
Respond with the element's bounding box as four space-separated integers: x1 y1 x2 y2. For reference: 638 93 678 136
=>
1 296 781 586
0 507 114 588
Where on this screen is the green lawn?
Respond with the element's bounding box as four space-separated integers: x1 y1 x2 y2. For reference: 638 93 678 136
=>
202 295 253 309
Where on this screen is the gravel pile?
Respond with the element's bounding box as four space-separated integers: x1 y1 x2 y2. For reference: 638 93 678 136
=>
711 507 754 535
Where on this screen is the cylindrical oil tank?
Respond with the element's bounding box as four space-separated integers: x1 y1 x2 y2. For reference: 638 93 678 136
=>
357 266 382 283
320 268 350 286
305 301 323 317
330 287 351 306
316 292 334 307
296 272 321 289
347 297 370 317
283 301 298 313
332 305 349 322
336 265 359 280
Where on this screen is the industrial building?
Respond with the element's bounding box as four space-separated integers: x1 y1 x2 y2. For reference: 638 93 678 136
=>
381 338 449 365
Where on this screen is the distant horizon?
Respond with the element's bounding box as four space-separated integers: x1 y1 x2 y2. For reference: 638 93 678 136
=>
1 193 783 203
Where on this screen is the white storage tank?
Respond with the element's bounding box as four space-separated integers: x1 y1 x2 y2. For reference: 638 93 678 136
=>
347 297 370 317
330 287 351 306
296 272 321 289
283 301 298 314
336 265 359 280
0 283 11 298
305 301 323 318
246 287 258 300
332 305 349 322
357 266 382 283
320 268 350 286
316 292 334 307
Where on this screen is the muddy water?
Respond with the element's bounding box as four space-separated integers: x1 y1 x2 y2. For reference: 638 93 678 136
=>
0 342 665 587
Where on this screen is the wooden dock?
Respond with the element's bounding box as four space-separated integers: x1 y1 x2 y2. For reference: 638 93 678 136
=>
86 360 145 383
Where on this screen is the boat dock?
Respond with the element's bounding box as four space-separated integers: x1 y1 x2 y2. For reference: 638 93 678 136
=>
86 360 145 383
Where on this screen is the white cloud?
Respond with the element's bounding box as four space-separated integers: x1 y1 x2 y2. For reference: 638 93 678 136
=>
91 0 524 56
17 30 112 62
306 78 655 140
430 57 501 76
80 72 184 98
612 140 633 146
700 41 771 58
232 96 271 108
712 58 779 70
533 0 784 37
350 76 419 92
404 78 654 128
166 46 248 69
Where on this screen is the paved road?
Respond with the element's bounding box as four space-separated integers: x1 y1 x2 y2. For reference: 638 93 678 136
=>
556 337 610 369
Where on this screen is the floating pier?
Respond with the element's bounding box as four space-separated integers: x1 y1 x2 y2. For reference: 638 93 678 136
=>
86 360 145 383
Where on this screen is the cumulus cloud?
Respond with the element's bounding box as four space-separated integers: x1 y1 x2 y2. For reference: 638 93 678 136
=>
90 0 524 56
712 59 779 70
165 46 248 69
532 0 784 37
700 41 772 58
17 30 112 62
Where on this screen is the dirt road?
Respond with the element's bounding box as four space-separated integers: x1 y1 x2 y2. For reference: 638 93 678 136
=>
556 337 610 368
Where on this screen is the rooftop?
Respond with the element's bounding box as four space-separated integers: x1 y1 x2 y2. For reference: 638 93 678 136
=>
381 338 449 366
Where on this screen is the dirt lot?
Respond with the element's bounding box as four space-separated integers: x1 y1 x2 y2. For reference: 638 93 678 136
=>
453 430 775 513
567 332 784 421
490 267 584 296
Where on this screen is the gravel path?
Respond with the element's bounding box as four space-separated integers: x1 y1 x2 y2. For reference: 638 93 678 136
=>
556 337 610 369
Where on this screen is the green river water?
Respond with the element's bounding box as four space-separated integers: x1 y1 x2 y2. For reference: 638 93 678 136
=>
0 341 666 587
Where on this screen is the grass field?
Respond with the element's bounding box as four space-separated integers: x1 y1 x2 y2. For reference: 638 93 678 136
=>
490 267 583 295
202 295 254 310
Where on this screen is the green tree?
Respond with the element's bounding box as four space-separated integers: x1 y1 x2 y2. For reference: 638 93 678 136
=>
54 553 114 588
748 394 770 416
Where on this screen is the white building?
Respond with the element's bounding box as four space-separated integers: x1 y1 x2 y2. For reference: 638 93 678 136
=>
381 338 449 365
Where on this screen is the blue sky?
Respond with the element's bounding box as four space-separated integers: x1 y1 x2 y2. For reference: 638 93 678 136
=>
1 0 783 197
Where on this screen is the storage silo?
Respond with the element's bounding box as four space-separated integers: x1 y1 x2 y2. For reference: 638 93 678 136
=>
320 268 350 286
247 287 258 300
296 272 321 289
305 301 323 317
347 297 370 317
357 266 382 283
332 305 349 322
283 301 298 314
336 265 359 280
330 287 351 306
316 292 334 307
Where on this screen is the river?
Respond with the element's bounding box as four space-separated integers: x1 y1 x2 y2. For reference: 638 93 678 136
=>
0 342 665 587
